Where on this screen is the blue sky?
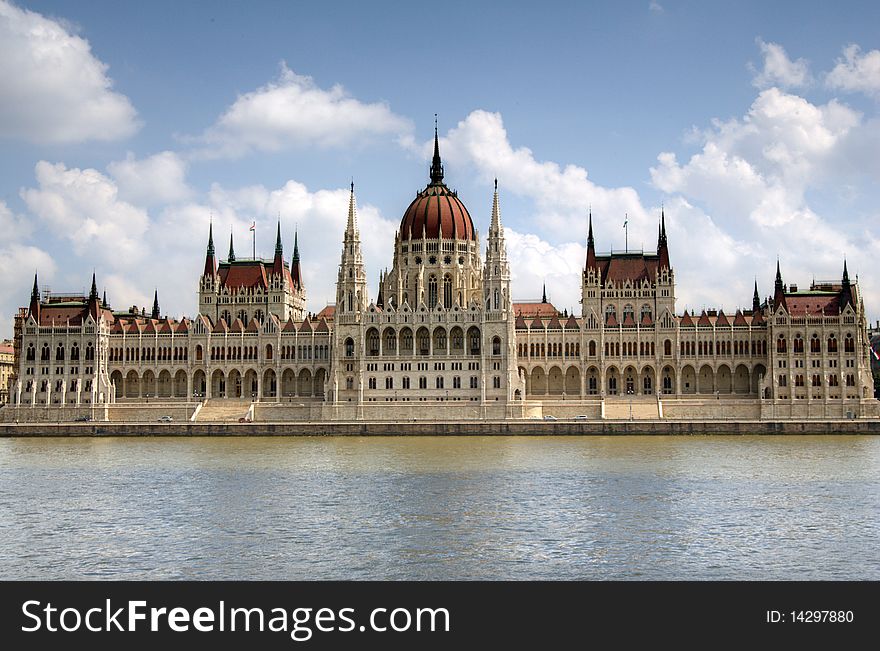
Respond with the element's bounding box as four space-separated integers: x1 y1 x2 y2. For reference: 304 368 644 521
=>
1 0 879 330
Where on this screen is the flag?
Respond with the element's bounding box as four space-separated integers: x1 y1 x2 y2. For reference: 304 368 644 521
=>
249 221 256 232
623 214 628 228
872 347 880 362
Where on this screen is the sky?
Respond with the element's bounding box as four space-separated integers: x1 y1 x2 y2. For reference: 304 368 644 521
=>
1 0 880 332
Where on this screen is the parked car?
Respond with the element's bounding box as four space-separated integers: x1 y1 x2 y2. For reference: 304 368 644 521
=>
238 417 252 423
574 415 589 420
543 415 558 421
157 415 173 422
74 415 92 422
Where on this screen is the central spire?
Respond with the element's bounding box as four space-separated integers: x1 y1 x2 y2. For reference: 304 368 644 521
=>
429 115 444 185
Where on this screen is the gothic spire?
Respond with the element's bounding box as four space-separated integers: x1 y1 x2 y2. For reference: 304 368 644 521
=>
207 220 215 256
275 219 283 256
346 181 359 236
151 289 160 320
752 280 760 312
429 115 444 185
228 229 236 262
29 272 40 322
290 229 303 290
89 272 98 301
774 259 787 311
585 208 597 271
204 221 218 277
841 259 854 310
490 177 503 234
102 289 108 308
658 205 670 270
542 283 547 304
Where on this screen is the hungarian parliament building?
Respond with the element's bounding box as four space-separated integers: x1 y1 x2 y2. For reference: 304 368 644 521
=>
5 132 878 422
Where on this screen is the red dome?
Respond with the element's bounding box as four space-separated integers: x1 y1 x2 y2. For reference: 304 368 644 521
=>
399 183 475 241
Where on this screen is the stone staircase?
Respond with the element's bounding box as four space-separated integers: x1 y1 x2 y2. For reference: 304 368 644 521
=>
195 399 251 422
604 398 660 420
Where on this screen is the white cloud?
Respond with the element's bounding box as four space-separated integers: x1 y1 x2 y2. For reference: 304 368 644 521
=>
826 44 880 97
0 200 32 240
107 151 191 206
0 243 56 332
195 62 412 158
0 0 139 144
20 161 150 267
751 40 812 90
439 110 649 241
649 1 664 14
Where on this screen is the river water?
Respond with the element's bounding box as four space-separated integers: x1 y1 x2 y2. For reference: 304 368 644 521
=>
1 435 878 580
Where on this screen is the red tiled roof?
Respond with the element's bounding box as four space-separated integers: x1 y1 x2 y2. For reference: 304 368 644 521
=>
230 318 244 333
785 294 840 316
680 312 695 327
640 312 653 326
515 314 528 330
212 319 228 334
530 316 545 329
316 305 335 321
176 319 190 333
219 261 269 290
751 310 765 325
547 315 562 329
315 318 330 333
716 310 730 326
282 317 297 333
246 318 260 333
597 253 659 285
299 318 312 334
697 311 712 327
513 302 558 318
605 312 619 327
733 310 748 326
565 315 580 330
622 312 636 327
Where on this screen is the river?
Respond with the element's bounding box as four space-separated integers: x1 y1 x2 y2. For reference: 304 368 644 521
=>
1 435 878 580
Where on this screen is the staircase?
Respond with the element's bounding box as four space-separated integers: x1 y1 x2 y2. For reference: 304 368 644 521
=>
195 399 251 422
604 398 660 420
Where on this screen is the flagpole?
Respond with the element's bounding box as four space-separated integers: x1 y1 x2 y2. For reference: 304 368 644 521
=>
252 224 256 259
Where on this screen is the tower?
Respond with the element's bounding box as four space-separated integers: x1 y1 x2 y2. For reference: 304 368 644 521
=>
581 210 601 318
336 182 369 317
198 221 221 320
288 229 307 321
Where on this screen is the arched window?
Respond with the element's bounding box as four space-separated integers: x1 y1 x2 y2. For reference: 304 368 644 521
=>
793 334 804 354
605 304 616 319
26 344 35 361
810 334 820 353
664 339 672 356
640 304 652 322
55 345 64 361
777 335 787 353
623 304 634 322
265 344 272 360
428 275 438 308
196 345 203 361
254 310 264 323
41 344 50 361
844 333 855 353
492 336 501 356
70 343 80 361
589 340 596 357
444 275 453 309
827 334 838 353
345 338 355 357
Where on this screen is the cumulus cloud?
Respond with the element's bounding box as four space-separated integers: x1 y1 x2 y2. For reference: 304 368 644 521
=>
0 200 32 240
439 110 649 240
107 151 191 206
826 44 880 97
194 62 412 158
650 87 878 313
20 161 150 267
0 0 139 144
0 243 56 331
649 1 664 13
751 40 812 90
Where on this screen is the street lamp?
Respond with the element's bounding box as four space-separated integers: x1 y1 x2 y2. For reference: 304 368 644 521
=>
627 388 634 420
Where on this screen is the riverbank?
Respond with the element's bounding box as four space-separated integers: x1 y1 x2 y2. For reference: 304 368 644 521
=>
2 419 879 436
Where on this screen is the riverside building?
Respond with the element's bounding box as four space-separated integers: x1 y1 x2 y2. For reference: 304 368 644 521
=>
5 131 878 422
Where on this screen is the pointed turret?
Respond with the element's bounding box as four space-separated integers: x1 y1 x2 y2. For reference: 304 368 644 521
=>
290 229 303 290
151 289 160 320
658 206 670 270
87 272 101 319
483 179 511 312
272 219 284 275
102 289 108 309
429 116 444 185
228 229 236 262
840 259 854 310
377 270 385 309
203 221 217 277
28 273 41 323
773 260 787 311
752 280 760 312
585 209 597 271
542 284 547 304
